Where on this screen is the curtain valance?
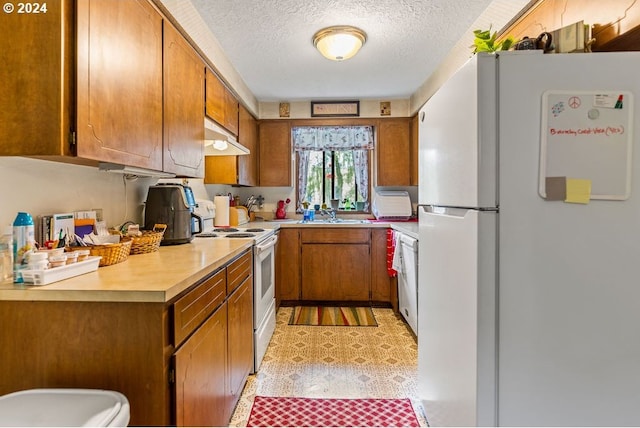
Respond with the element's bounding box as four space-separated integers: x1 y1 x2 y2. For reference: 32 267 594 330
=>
292 126 374 151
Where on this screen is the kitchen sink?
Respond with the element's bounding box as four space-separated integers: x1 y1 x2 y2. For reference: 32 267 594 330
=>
298 219 371 224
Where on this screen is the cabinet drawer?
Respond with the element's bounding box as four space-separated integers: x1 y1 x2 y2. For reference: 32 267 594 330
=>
227 249 252 295
173 268 226 346
301 228 370 244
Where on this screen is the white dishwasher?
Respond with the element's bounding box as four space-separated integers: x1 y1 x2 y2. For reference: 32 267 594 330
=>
397 232 418 335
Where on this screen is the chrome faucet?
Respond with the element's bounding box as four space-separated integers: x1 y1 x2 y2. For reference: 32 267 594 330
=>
320 208 337 221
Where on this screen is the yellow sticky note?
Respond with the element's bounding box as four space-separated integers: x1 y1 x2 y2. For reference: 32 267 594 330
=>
565 179 591 204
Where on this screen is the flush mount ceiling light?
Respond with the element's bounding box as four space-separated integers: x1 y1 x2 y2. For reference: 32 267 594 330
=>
313 26 367 61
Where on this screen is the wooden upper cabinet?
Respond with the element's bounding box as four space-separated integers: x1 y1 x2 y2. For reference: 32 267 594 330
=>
163 22 205 178
0 0 74 155
203 106 257 186
259 120 291 186
76 0 163 170
224 90 239 136
205 68 226 126
205 69 239 136
377 118 411 186
237 105 258 186
410 114 419 186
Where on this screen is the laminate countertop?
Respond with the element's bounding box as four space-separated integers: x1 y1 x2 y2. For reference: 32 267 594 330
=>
0 220 418 304
0 238 253 303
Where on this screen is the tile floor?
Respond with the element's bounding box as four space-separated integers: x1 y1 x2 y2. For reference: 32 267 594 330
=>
229 306 427 426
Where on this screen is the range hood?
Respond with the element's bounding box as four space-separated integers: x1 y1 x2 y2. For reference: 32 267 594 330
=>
204 117 250 156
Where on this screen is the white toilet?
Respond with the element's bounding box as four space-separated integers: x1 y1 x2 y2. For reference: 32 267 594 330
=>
0 388 130 427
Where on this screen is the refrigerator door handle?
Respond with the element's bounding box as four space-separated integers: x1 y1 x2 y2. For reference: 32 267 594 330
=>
419 205 476 218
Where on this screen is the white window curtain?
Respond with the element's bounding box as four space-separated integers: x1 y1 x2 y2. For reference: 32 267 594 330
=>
293 126 374 211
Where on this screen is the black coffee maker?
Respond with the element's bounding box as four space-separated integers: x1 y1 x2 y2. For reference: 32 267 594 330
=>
144 184 203 245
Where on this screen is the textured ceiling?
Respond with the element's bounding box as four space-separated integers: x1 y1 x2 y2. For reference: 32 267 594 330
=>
167 0 531 105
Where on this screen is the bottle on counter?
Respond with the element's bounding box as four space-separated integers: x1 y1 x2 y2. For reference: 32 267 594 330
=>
0 226 13 283
13 212 35 284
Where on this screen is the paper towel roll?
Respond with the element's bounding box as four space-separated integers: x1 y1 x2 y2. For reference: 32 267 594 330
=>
214 196 230 227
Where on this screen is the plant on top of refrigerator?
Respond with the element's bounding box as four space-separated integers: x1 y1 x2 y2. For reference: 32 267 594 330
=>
471 26 514 53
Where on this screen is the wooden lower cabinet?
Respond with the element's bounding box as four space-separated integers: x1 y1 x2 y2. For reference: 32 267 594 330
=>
277 227 394 305
275 228 300 304
227 277 254 407
0 300 171 426
0 249 253 427
301 243 370 301
371 228 392 303
300 229 371 303
174 302 228 427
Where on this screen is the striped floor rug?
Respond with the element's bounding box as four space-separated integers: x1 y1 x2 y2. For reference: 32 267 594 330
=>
247 396 419 427
288 306 377 326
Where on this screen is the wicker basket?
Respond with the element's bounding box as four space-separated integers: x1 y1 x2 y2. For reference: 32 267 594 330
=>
86 238 133 267
129 224 167 255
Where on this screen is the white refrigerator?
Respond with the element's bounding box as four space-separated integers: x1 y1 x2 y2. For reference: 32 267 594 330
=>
417 51 640 427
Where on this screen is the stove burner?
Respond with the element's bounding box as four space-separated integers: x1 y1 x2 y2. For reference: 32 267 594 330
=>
213 228 239 233
195 232 219 238
225 233 256 238
245 228 265 232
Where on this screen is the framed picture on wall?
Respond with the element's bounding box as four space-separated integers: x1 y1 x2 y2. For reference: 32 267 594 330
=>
310 100 360 117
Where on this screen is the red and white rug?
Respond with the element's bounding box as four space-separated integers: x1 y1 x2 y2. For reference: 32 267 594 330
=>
247 396 420 427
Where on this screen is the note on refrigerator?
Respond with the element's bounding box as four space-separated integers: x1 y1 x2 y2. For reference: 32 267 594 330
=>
565 179 591 204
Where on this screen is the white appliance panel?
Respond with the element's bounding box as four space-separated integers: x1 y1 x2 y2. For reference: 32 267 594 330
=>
418 51 640 427
496 51 640 426
418 54 497 208
253 233 277 329
397 233 418 335
254 298 276 372
418 207 496 427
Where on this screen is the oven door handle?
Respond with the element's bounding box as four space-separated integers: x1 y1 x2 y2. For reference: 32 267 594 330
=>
255 234 278 253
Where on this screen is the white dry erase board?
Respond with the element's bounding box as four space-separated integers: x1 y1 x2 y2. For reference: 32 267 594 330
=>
539 90 634 200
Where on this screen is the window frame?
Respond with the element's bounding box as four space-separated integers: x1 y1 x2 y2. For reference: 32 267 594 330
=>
290 118 378 214
295 149 373 214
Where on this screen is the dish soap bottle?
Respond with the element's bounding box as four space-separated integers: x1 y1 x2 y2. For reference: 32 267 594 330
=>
13 212 35 283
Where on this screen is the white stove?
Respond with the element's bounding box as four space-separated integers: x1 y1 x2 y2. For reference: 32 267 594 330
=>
194 226 275 244
195 224 278 373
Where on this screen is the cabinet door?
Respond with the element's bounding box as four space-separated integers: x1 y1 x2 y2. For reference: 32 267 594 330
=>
205 68 226 126
237 105 258 186
227 277 254 407
0 1 73 155
377 118 411 186
259 121 291 186
76 0 163 170
276 228 300 303
204 155 239 185
174 303 229 427
301 244 370 301
224 89 239 136
163 22 205 178
371 228 392 303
